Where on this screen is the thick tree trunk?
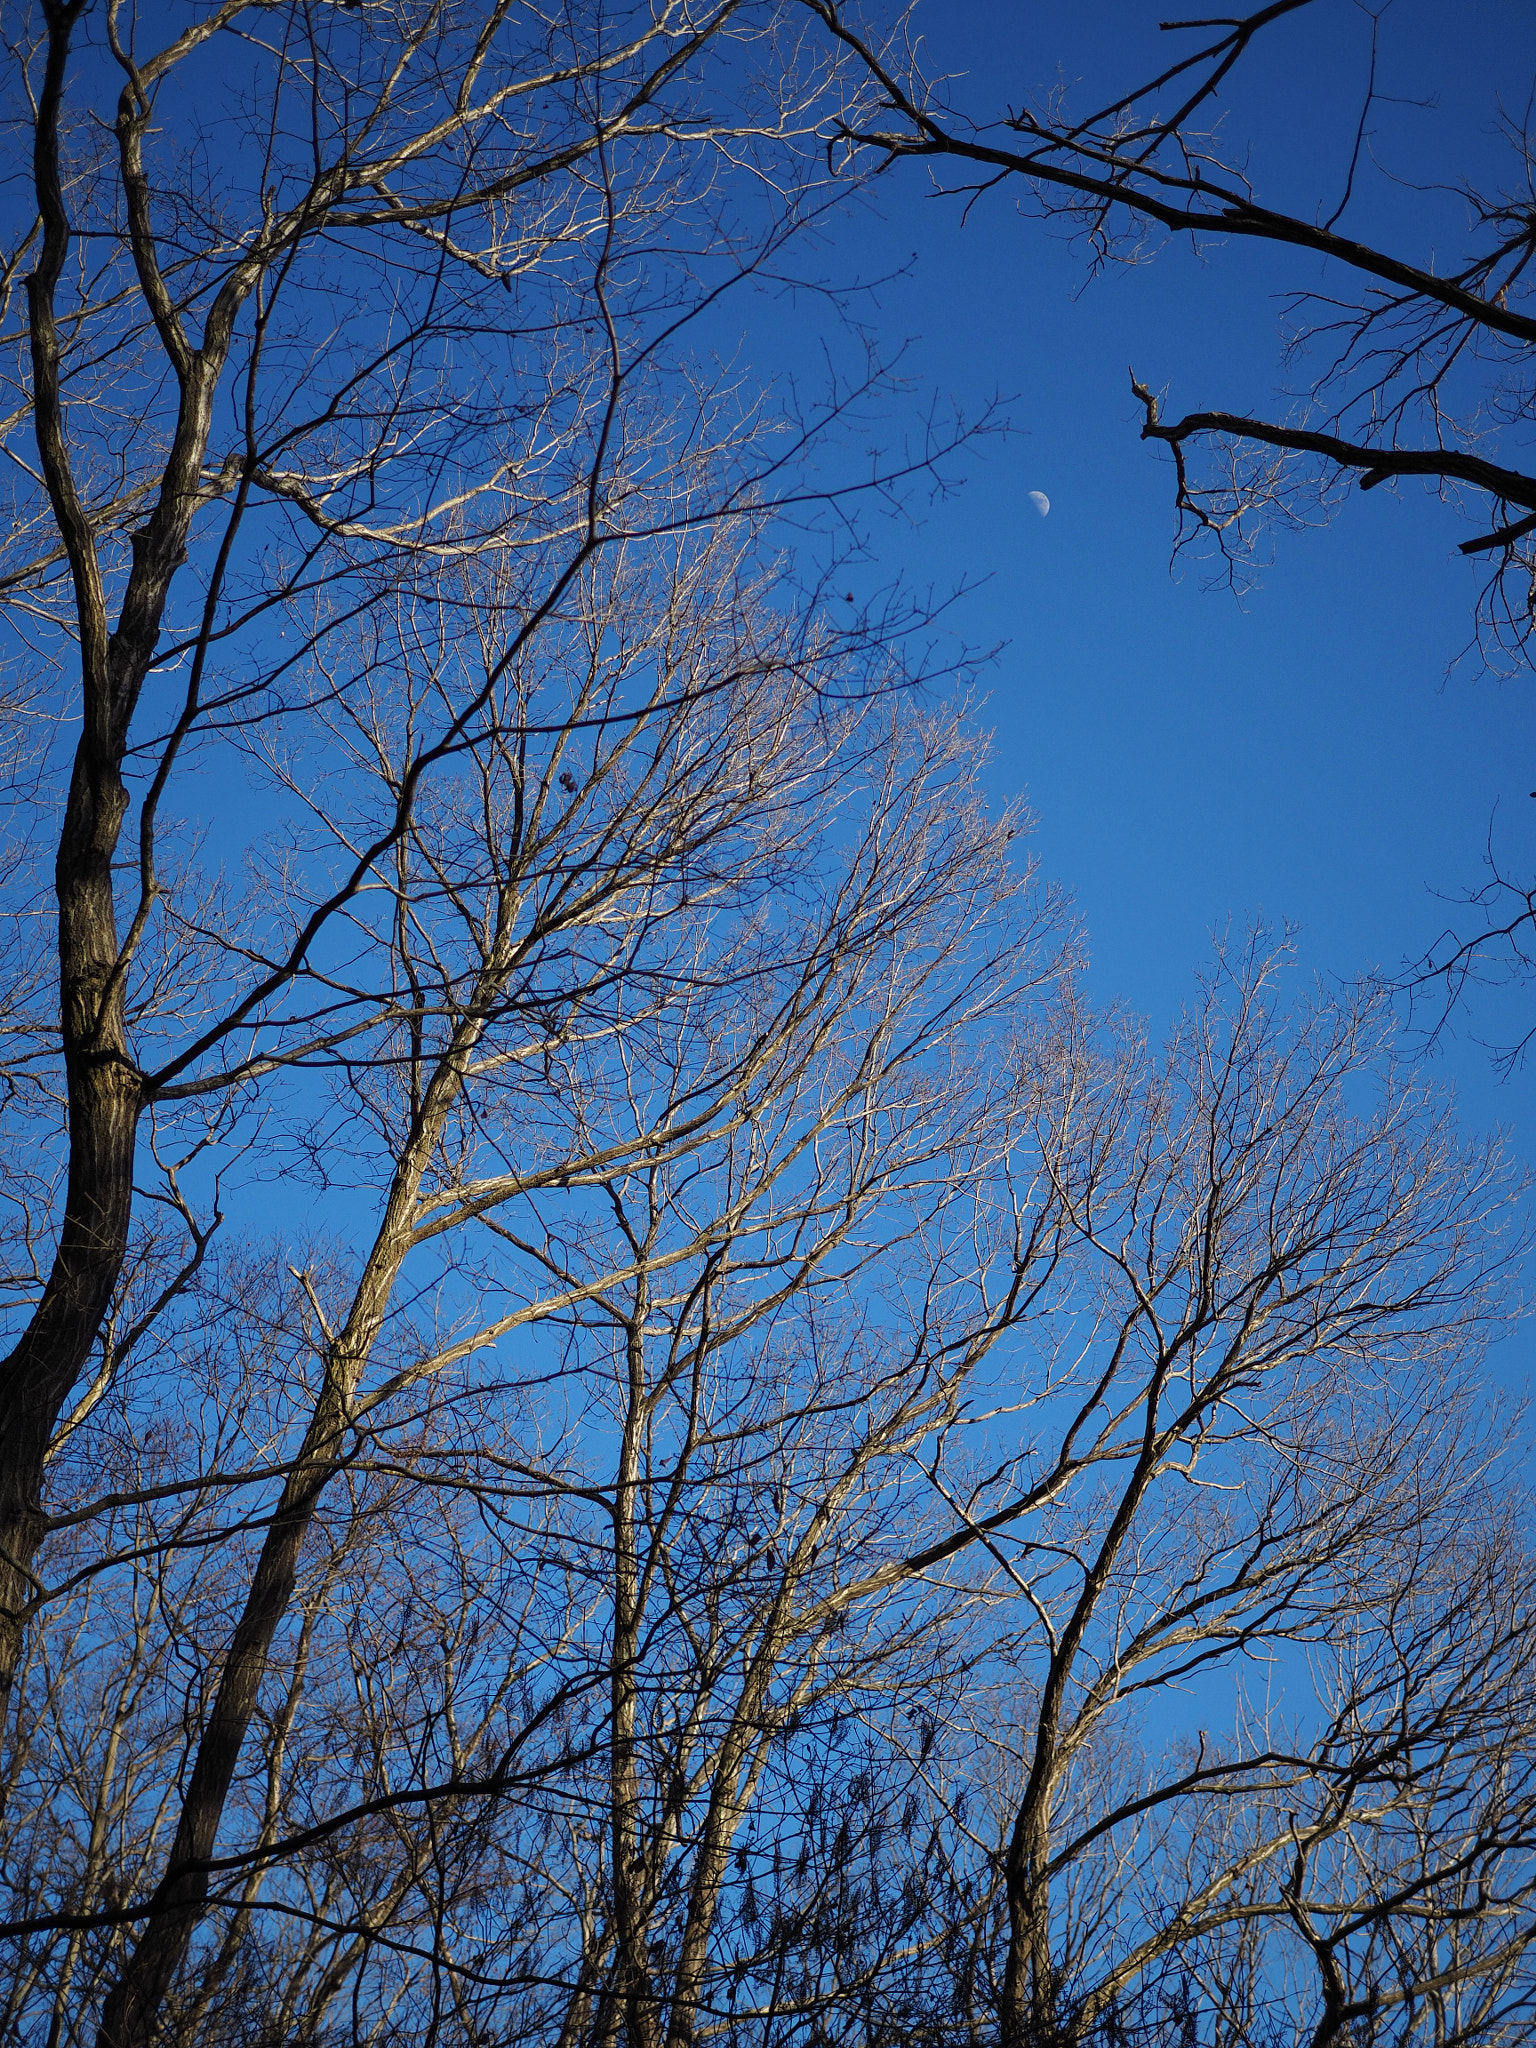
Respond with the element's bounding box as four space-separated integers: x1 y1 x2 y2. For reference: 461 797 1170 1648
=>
0 0 238 1744
1001 1799 1058 2048
0 0 139 1742
0 734 140 1738
95 1368 352 2048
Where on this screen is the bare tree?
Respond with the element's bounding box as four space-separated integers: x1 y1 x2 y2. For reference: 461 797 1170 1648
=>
0 0 921 1725
857 942 1535 2048
0 657 1074 2043
5 8 1536 2048
7 887 1534 2048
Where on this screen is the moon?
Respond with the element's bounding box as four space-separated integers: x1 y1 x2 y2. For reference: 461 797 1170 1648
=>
1027 490 1050 518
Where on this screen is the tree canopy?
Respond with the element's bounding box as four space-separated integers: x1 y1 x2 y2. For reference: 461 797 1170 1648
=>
0 5 1532 2047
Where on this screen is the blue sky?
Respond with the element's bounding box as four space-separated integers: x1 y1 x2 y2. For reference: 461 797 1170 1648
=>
758 0 1536 1177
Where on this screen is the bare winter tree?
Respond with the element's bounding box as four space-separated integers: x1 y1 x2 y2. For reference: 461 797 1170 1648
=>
0 0 938 1745
6 878 1534 2048
0 662 1074 2043
850 943 1536 2048
4 7 1536 2048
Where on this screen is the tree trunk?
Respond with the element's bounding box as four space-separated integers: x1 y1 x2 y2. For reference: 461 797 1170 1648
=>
96 996 495 2046
0 734 140 1740
94 1363 352 2048
1 0 241 1747
610 1297 663 2048
1001 1798 1058 2048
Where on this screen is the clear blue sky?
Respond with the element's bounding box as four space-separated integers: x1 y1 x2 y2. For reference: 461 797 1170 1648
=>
761 0 1536 1176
